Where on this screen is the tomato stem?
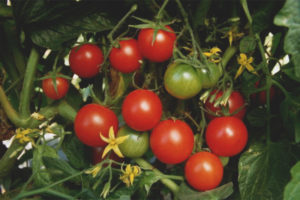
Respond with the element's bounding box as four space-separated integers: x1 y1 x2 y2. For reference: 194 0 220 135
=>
221 46 237 69
19 48 40 119
134 158 180 194
155 0 170 21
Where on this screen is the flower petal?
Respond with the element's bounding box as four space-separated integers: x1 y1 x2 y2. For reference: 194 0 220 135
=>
108 126 115 139
102 144 113 158
115 135 129 145
99 133 110 144
211 47 222 54
245 64 259 75
234 65 245 79
129 173 134 185
112 145 124 158
248 56 254 64
203 52 213 57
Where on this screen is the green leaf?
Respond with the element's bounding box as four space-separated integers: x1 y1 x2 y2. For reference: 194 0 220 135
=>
246 107 267 127
274 0 300 78
42 156 81 183
281 63 300 83
239 36 256 53
106 185 136 200
61 134 90 170
176 182 233 200
192 0 212 28
238 142 292 200
32 145 58 186
284 161 300 200
137 171 161 194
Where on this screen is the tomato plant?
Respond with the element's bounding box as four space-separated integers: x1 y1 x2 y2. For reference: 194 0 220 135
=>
42 75 69 100
164 63 202 99
92 146 123 165
118 126 149 158
205 90 246 120
198 62 223 89
251 81 276 105
185 151 223 191
109 38 143 73
150 119 194 164
137 26 176 62
206 116 248 157
69 44 104 78
74 104 118 147
122 89 162 131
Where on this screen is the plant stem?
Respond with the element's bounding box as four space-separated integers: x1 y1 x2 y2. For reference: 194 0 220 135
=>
240 0 252 24
57 100 77 122
221 46 237 68
13 171 84 200
107 4 138 43
134 158 180 194
155 0 169 20
19 48 39 119
0 85 23 127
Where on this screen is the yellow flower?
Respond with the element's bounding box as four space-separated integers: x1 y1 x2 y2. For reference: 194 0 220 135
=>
31 112 45 120
203 47 222 63
234 53 258 79
222 26 244 46
120 164 141 187
85 165 102 178
15 128 38 145
99 126 129 158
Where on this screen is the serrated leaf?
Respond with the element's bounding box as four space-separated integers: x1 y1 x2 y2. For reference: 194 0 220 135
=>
176 182 233 200
274 0 300 78
138 171 161 194
61 134 90 170
238 142 292 200
239 36 256 53
284 161 300 200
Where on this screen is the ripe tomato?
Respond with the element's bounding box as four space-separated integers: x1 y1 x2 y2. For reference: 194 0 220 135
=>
109 39 143 73
205 90 246 120
74 104 118 147
122 89 162 131
185 151 223 191
164 63 202 99
150 119 194 164
205 116 248 156
69 44 104 78
198 62 223 89
138 26 176 62
251 81 276 105
92 147 123 166
42 75 69 100
118 126 149 158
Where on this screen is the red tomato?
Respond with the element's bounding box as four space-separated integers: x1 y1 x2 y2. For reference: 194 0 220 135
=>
185 151 223 191
109 39 143 73
69 44 104 78
150 119 194 164
251 81 276 105
74 104 118 147
42 75 69 100
92 147 123 166
205 116 248 156
205 90 246 120
122 89 162 131
138 26 176 62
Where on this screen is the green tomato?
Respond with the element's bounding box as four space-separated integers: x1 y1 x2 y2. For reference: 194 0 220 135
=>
198 62 223 89
118 126 149 158
218 156 229 167
164 63 202 99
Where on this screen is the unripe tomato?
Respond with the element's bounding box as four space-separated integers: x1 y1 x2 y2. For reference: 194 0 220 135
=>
185 151 223 191
198 62 223 89
74 104 118 147
118 126 149 158
42 75 69 100
138 26 176 62
122 89 162 131
206 116 248 157
164 63 202 99
205 90 246 120
69 44 104 78
109 39 143 73
150 119 194 164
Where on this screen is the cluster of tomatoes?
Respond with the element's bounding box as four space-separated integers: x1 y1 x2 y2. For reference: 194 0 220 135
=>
41 24 251 192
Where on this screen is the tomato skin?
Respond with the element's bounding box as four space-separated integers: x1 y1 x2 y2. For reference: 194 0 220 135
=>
164 63 202 99
42 75 69 100
74 104 118 147
109 39 143 73
122 89 162 131
251 81 276 105
150 119 194 164
198 62 223 89
185 151 223 191
205 90 246 120
138 26 176 62
206 116 248 156
118 126 149 158
69 44 104 78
